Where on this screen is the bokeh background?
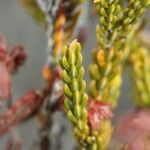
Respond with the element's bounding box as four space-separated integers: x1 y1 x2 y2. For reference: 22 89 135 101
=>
0 0 144 149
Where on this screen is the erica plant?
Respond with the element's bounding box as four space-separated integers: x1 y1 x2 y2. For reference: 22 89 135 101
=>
0 0 150 150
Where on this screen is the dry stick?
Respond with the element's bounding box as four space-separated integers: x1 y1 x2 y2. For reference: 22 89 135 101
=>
37 1 85 149
7 95 23 150
36 1 63 149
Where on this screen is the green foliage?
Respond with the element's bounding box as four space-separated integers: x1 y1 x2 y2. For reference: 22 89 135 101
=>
95 0 150 49
90 0 150 107
130 47 150 107
89 48 122 107
95 0 121 48
60 40 113 150
119 0 150 36
60 40 89 146
88 0 150 148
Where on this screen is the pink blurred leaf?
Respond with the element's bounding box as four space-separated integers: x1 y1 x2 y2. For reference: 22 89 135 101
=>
87 98 112 130
6 137 22 150
0 62 11 100
0 90 44 136
0 34 6 60
114 108 150 150
6 45 27 73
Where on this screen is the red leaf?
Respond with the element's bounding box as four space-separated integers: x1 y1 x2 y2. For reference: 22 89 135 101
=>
0 90 44 136
7 45 27 73
87 98 112 130
0 62 11 100
0 34 6 60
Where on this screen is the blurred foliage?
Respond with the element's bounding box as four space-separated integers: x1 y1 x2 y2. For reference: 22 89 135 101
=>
19 0 47 28
130 47 150 107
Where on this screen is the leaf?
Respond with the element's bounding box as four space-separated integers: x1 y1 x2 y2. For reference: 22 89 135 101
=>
19 0 47 28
